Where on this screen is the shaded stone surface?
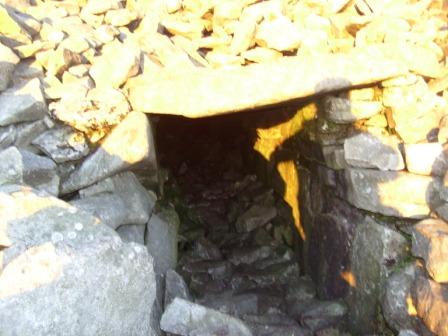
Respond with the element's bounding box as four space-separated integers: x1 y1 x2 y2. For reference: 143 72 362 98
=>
0 78 46 126
71 172 154 230
381 264 432 334
116 224 145 244
129 47 406 118
343 132 404 171
160 298 253 336
164 269 192 308
0 185 160 336
346 217 408 334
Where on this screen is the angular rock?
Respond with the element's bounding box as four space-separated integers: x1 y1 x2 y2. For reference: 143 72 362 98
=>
228 246 274 266
0 146 23 186
0 146 59 195
323 96 383 124
197 291 260 316
346 217 408 334
412 274 448 336
298 300 347 332
146 213 178 275
343 132 404 171
0 185 160 335
61 112 157 194
339 168 438 218
116 224 145 244
0 78 47 126
71 172 154 230
183 260 233 281
0 41 20 91
129 46 406 118
381 264 431 334
404 143 448 177
32 125 89 163
193 237 222 260
89 41 140 88
235 204 277 233
411 218 448 283
164 269 192 307
255 16 301 52
160 298 253 336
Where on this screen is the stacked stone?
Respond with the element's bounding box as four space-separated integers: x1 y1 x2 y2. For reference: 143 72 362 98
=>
0 0 170 334
295 62 448 335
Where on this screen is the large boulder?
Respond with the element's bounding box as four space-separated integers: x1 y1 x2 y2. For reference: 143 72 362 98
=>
0 185 160 336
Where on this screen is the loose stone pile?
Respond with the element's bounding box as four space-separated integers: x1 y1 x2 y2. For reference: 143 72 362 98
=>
0 0 448 335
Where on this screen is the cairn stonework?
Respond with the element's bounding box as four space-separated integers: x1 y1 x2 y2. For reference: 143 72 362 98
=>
0 0 448 335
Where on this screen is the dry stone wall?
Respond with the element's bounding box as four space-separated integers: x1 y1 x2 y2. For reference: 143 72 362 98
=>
0 0 448 335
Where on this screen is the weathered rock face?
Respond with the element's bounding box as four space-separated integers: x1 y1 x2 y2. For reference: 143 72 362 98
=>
412 275 448 336
411 219 448 283
61 111 157 194
0 185 160 336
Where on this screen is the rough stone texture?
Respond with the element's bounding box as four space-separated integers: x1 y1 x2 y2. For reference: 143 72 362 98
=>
0 185 160 336
129 46 406 118
308 198 364 300
339 168 439 218
346 217 408 334
0 146 23 186
146 213 178 275
32 125 90 163
160 298 253 336
324 96 383 124
164 269 192 307
0 78 47 126
412 274 448 336
411 218 448 283
61 112 157 194
298 300 348 332
89 41 140 88
116 224 145 244
0 41 20 91
71 172 154 230
343 132 404 171
0 146 59 195
404 143 448 177
235 204 277 233
381 264 432 334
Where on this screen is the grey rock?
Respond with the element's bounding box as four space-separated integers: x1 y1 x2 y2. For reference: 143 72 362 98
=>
71 172 154 230
235 204 277 233
286 276 317 304
0 78 47 126
164 269 192 308
61 112 157 194
12 119 49 151
340 168 438 218
343 132 404 171
346 217 409 334
404 143 448 176
0 185 160 336
183 260 233 281
197 291 259 316
324 96 382 124
307 198 363 300
411 218 448 283
32 125 90 163
116 224 145 244
160 298 253 336
382 263 432 334
412 274 448 336
0 147 59 195
228 246 275 266
0 147 23 186
299 300 348 332
146 213 178 275
398 331 420 336
0 41 20 91
192 237 222 260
